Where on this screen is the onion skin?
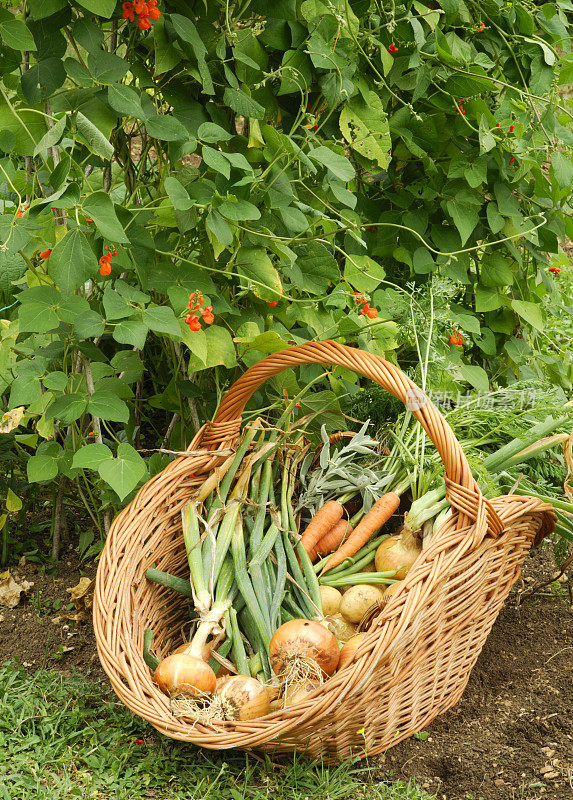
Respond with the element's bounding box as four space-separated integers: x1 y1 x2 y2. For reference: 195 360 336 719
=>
340 584 386 623
375 535 420 579
326 613 357 643
283 681 319 708
337 633 367 671
269 619 340 677
265 683 282 702
154 653 216 697
383 581 402 599
214 675 270 721
172 641 212 661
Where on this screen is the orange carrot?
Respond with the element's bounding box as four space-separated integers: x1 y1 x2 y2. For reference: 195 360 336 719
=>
320 492 401 574
300 500 344 556
309 519 353 562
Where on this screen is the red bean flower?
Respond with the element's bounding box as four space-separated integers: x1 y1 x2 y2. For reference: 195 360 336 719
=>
39 249 52 260
185 291 214 330
266 300 279 307
201 305 214 325
122 2 135 21
548 266 561 275
187 291 204 309
509 125 514 133
362 303 379 320
449 329 465 345
99 246 115 277
477 22 485 32
99 258 112 277
123 0 160 28
185 314 201 331
388 44 399 53
354 292 364 304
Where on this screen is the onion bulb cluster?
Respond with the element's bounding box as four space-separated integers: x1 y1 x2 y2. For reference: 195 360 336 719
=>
375 530 421 579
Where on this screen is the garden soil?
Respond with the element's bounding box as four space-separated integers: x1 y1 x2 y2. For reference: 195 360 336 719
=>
1 545 571 800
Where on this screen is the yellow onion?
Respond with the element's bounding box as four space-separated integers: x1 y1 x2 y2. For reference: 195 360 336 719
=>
269 619 340 679
214 675 270 721
154 652 216 697
375 530 420 579
337 633 368 671
282 680 319 708
269 697 283 713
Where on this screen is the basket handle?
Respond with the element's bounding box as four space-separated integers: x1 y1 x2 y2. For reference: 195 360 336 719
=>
205 340 504 537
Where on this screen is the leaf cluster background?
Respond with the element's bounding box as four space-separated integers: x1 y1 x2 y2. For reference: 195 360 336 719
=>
0 0 571 558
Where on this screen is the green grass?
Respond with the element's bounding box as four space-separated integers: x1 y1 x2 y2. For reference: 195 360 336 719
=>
0 661 433 800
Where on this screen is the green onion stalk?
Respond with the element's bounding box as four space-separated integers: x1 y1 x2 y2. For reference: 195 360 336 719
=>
144 567 193 597
402 484 448 539
174 427 261 662
480 416 570 474
280 455 322 620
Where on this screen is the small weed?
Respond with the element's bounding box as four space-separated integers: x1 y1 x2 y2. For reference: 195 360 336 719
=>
28 591 73 618
50 644 65 660
0 661 434 800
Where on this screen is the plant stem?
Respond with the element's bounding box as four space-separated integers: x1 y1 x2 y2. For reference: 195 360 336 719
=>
320 572 400 587
145 567 193 597
229 607 250 676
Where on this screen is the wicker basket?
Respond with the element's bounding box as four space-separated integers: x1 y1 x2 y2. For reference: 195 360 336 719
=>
94 341 555 762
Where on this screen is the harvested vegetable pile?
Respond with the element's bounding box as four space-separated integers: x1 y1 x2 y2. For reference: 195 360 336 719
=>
143 399 573 723
143 417 418 720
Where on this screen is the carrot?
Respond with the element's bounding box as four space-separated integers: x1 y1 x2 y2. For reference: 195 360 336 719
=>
300 500 344 556
320 492 401 574
309 519 353 562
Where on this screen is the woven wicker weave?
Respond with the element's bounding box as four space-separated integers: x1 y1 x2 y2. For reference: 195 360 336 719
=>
94 341 555 761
